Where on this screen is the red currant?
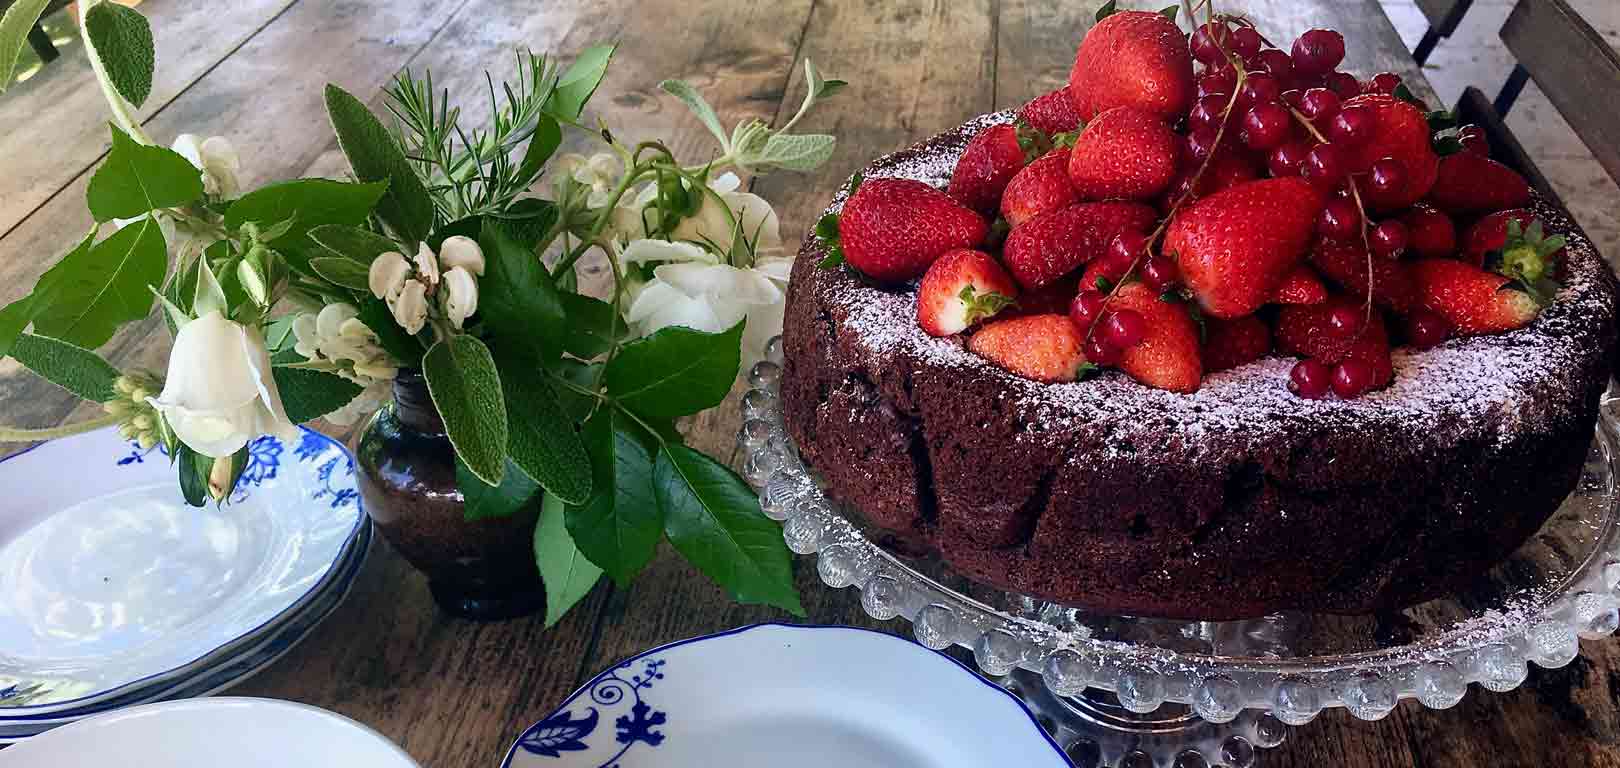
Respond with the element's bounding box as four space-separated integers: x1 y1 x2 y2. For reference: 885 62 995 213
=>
1281 88 1305 109
1069 289 1108 331
1369 219 1408 258
1141 254 1180 291
1239 72 1282 108
1324 71 1361 99
1189 95 1229 132
1185 127 1220 162
1231 26 1264 60
1330 106 1376 145
1254 49 1294 81
1331 359 1375 398
1302 143 1346 189
1290 29 1345 77
1240 101 1292 150
1085 335 1123 366
1368 157 1406 195
1299 87 1341 122
1317 196 1360 239
1106 231 1148 269
1457 124 1489 156
1102 310 1148 350
1191 22 1234 66
1327 304 1362 337
1405 310 1452 350
1366 72 1403 95
1198 66 1238 98
1268 141 1311 177
1289 358 1332 399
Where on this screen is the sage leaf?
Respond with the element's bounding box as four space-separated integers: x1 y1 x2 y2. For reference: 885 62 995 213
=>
11 333 121 402
308 257 372 292
546 43 615 122
656 443 802 614
756 133 835 171
309 224 400 265
32 217 165 349
558 292 625 359
324 84 435 244
224 179 388 274
87 127 204 221
500 362 591 505
536 493 604 627
565 408 660 586
458 455 539 521
659 79 729 149
271 366 363 424
423 334 508 486
605 322 742 421
0 0 52 94
478 219 564 360
84 3 154 107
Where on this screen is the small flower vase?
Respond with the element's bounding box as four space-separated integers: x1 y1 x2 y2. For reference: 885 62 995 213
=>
355 368 545 621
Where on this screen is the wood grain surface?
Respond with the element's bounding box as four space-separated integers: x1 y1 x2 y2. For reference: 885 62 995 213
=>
2 1 1617 766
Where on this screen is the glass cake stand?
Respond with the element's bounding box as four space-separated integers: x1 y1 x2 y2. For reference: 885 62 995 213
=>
738 338 1620 768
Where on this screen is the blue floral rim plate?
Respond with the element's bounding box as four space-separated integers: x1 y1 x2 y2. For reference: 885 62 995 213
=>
503 623 1071 768
0 426 364 714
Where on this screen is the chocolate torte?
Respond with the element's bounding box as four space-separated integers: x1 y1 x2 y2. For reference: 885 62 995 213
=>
781 112 1620 620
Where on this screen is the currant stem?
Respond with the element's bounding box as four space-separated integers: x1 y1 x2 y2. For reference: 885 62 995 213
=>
1284 105 1376 325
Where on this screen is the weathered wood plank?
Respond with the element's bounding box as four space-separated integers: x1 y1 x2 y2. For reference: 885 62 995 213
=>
1501 0 1620 186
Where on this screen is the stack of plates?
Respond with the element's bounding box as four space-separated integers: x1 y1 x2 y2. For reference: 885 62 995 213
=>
0 426 369 742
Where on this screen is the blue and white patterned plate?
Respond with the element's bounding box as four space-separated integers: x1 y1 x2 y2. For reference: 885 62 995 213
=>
0 427 363 715
503 623 1072 768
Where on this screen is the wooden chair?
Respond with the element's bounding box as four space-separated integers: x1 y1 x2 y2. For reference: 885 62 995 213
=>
1493 0 1620 189
1 0 72 66
1411 0 1476 65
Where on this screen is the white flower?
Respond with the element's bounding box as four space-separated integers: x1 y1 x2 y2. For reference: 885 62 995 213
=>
605 172 783 265
438 235 485 276
325 380 391 426
148 310 298 458
392 279 429 335
172 134 242 200
411 242 441 288
369 251 411 302
561 152 621 208
623 260 788 369
441 266 479 329
289 303 398 425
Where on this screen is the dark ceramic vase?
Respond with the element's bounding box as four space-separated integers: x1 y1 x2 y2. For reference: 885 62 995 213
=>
355 369 545 621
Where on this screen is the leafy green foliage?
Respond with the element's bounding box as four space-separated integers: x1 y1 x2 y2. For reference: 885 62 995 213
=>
224 179 388 274
458 455 539 521
558 292 626 359
501 364 592 505
87 127 205 222
756 134 836 171
1095 0 1118 22
536 494 604 627
176 444 211 508
1158 5 1178 21
10 333 121 402
479 219 565 360
605 323 742 422
357 298 422 366
84 3 154 107
0 0 53 95
546 44 615 122
309 224 400 265
814 212 844 268
32 217 166 349
423 334 508 486
565 409 660 586
516 115 562 184
271 366 364 424
656 443 802 614
660 79 729 149
308 257 371 292
324 84 436 243
1488 217 1566 306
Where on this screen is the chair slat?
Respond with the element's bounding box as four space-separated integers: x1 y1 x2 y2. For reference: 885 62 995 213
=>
1416 0 1474 35
1500 0 1620 186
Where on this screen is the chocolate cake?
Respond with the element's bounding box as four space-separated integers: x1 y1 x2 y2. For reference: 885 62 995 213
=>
781 111 1620 620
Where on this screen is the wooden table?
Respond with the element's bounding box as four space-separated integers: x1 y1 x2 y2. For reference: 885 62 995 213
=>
2 1 1618 766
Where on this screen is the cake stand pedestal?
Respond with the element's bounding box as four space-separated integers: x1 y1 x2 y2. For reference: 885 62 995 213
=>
741 338 1620 768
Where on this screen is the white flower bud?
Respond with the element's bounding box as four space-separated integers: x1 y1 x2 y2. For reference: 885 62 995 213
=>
412 242 441 288
291 314 320 360
441 266 479 329
237 258 269 307
369 251 411 301
198 136 242 199
315 303 360 339
390 279 429 335
437 235 486 276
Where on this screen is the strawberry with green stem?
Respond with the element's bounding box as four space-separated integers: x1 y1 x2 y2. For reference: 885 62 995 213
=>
1485 216 1565 305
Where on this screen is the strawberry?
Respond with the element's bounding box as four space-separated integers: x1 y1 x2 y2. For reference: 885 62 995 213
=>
1337 94 1440 211
1203 315 1273 372
1007 274 1080 318
968 314 1088 382
1426 151 1532 215
1107 281 1203 392
916 249 1020 336
1164 177 1326 319
1067 106 1179 201
1460 212 1566 304
1003 201 1157 290
949 123 1042 216
1271 265 1329 305
826 177 988 283
1274 298 1395 388
1401 203 1457 259
1159 152 1258 213
1002 148 1079 228
1068 11 1195 122
1412 259 1540 334
1018 86 1083 136
1308 238 1418 314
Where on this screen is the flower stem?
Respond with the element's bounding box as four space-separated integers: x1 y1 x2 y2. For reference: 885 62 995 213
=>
0 414 123 443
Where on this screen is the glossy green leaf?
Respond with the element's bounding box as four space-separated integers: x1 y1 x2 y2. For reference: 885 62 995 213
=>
224 179 387 273
558 292 625 359
515 114 562 186
309 224 400 265
176 444 211 508
536 493 604 627
325 84 436 243
604 322 742 421
87 127 204 221
478 219 564 359
11 333 121 402
271 366 363 424
84 3 154 106
565 408 660 586
356 297 422 366
546 43 615 122
423 334 508 486
0 0 52 94
308 257 372 292
31 217 165 349
458 455 539 521
656 443 802 614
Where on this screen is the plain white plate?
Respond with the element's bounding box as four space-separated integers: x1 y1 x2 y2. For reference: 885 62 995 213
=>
503 623 1071 768
0 427 363 713
0 697 417 767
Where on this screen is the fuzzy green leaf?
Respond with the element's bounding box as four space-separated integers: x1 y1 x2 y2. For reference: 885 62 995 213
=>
479 218 565 360
423 334 508 486
87 127 205 221
224 179 387 274
660 79 729 148
565 408 660 587
32 217 165 349
271 366 363 424
324 84 435 244
501 365 592 505
547 43 615 122
458 455 539 521
10 333 121 402
755 133 836 171
657 443 802 614
558 292 625 359
0 0 52 94
309 224 400 265
537 493 605 627
84 3 154 107
308 257 372 292
604 322 742 421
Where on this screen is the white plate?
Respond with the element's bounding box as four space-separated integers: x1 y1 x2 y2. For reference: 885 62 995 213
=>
503 623 1070 768
0 522 372 740
0 697 417 767
0 427 363 712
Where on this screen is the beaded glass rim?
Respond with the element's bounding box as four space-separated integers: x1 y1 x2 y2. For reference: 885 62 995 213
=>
740 336 1620 725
